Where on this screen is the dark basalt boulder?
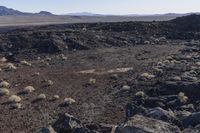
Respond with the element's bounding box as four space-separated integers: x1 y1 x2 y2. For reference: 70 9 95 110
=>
171 14 200 32
52 113 89 133
182 112 200 128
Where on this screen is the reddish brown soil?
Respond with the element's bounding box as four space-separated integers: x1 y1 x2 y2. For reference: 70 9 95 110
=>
0 45 184 133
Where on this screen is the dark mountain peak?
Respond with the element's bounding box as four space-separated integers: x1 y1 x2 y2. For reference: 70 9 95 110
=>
0 6 7 9
67 12 102 16
37 11 53 16
0 6 21 16
0 6 53 16
0 6 27 16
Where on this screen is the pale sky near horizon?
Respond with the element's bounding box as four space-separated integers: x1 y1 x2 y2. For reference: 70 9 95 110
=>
0 0 199 15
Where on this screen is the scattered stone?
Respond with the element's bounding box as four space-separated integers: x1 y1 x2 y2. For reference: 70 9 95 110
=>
181 75 198 81
171 76 182 81
166 56 173 60
188 70 197 75
46 57 52 61
178 105 194 114
171 60 181 64
195 124 200 130
147 107 176 122
157 61 165 67
163 60 170 64
60 54 67 60
144 97 166 108
126 104 147 118
175 111 192 121
196 62 200 66
37 57 41 60
153 67 163 74
144 41 150 45
186 55 192 59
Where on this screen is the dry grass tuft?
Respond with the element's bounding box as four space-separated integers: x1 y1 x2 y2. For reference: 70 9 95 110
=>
24 86 35 93
0 81 10 88
37 94 46 100
178 92 188 103
64 98 76 105
135 91 145 98
5 63 17 70
141 73 155 79
9 95 21 103
20 60 32 66
53 95 60 100
0 88 10 95
89 78 96 84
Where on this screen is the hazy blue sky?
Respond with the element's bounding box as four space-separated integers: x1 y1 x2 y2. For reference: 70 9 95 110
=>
0 0 200 15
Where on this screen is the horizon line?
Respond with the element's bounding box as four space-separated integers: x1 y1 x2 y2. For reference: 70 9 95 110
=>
0 5 200 16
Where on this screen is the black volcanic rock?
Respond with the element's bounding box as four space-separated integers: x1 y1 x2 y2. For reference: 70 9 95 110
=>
171 14 200 31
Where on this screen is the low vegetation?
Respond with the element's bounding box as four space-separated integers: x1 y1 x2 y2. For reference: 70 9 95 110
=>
0 88 10 95
37 94 46 100
64 98 76 105
9 95 22 103
23 86 35 93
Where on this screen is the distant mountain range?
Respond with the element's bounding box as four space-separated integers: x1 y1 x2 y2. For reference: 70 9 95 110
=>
0 6 53 16
67 12 103 16
0 6 199 17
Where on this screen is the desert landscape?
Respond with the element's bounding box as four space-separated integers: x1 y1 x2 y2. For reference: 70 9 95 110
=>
0 5 190 27
0 13 200 133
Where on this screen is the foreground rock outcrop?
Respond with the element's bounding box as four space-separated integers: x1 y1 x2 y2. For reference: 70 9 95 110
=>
115 115 181 133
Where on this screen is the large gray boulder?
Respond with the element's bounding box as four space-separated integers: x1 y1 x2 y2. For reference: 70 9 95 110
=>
147 107 176 122
115 115 181 133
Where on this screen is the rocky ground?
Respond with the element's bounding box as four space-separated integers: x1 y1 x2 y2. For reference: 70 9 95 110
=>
0 14 200 133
